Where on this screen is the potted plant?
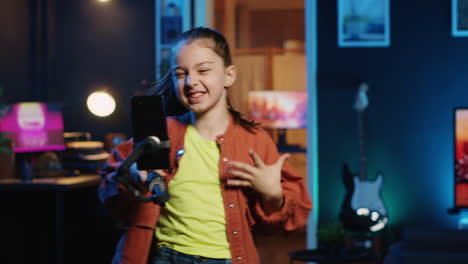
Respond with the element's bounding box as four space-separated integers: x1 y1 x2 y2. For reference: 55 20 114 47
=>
317 221 348 254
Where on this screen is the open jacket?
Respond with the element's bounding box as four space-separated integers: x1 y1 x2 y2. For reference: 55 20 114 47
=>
98 113 312 264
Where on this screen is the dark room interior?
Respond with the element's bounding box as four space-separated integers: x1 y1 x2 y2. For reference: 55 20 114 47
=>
2 0 468 263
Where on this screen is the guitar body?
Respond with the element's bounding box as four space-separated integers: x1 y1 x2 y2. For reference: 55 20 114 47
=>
340 164 388 232
351 173 386 214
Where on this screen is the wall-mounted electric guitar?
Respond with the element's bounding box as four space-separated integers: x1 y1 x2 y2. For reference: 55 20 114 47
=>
339 82 388 233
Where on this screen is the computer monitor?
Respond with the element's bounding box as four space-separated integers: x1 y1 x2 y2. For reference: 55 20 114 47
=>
0 102 66 180
248 90 307 152
248 90 307 129
0 102 66 153
454 107 468 208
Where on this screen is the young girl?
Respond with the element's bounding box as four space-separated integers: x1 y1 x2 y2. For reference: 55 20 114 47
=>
99 27 312 264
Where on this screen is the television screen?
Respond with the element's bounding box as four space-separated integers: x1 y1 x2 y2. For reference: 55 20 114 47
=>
0 102 66 153
247 90 307 129
454 108 468 208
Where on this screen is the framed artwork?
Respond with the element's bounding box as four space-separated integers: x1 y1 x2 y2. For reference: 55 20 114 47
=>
452 0 468 37
156 0 192 79
338 0 390 47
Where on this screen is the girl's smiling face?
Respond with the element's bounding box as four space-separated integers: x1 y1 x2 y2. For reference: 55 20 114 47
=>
171 40 236 116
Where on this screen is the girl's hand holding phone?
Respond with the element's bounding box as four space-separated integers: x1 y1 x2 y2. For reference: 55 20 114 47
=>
129 163 167 192
226 150 290 214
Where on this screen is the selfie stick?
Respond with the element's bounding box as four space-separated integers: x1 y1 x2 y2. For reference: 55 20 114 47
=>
116 136 170 204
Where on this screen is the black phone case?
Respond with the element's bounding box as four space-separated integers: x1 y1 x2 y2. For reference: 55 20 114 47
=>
131 95 170 170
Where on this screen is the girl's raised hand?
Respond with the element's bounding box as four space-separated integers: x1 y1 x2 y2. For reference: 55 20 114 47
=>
227 150 290 213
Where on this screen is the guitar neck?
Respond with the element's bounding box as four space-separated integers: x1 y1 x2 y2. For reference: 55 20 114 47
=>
358 110 367 181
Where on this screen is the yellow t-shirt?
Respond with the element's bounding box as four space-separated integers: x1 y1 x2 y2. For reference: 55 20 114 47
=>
156 125 231 258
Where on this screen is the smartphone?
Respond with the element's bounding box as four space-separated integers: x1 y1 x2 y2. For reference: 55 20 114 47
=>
131 95 170 170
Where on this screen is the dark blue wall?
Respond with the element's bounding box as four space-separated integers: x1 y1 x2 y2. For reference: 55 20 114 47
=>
53 0 155 141
0 0 155 141
0 0 31 101
317 0 468 229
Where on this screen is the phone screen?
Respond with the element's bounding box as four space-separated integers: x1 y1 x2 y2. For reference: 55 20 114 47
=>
131 95 170 170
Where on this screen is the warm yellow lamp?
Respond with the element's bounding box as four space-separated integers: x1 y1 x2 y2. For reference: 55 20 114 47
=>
86 91 116 117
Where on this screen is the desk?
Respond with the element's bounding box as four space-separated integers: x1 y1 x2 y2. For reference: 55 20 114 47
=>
0 174 100 191
0 175 116 264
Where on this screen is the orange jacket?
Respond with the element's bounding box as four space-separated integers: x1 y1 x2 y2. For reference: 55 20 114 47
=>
99 113 312 264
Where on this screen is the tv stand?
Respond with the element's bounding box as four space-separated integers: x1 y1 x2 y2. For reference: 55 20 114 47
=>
448 207 461 214
447 208 468 230
384 227 468 263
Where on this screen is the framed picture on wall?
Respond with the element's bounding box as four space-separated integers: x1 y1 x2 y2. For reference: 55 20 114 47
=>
338 0 390 47
156 0 192 79
452 0 468 37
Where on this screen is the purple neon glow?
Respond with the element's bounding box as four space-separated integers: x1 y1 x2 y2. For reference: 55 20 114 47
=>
0 102 66 153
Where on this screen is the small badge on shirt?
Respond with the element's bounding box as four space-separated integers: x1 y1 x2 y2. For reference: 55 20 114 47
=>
176 149 185 161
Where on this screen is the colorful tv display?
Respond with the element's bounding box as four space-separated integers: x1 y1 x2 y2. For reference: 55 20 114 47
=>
247 91 307 129
0 102 66 153
454 108 468 208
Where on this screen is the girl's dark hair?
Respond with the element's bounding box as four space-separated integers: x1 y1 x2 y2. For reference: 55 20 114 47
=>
147 71 188 116
148 27 259 133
